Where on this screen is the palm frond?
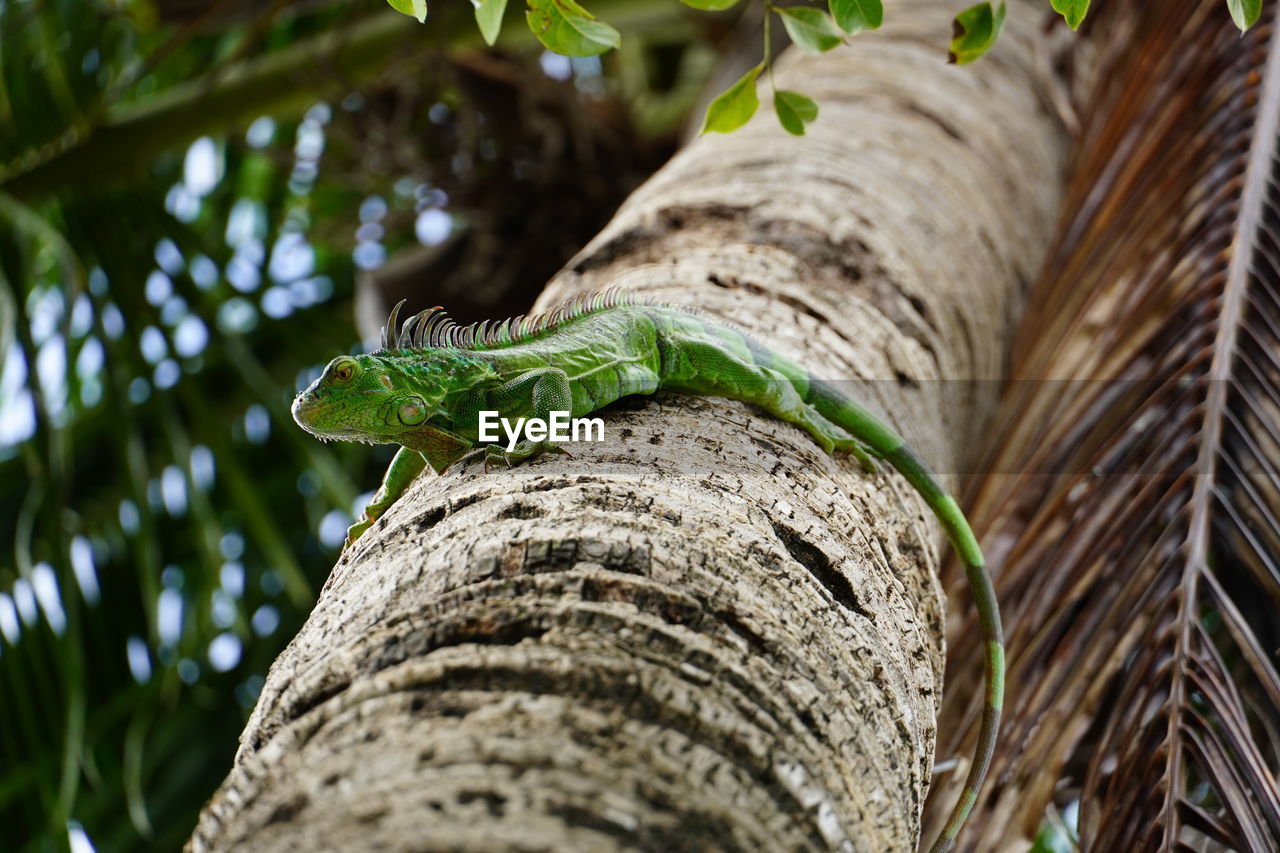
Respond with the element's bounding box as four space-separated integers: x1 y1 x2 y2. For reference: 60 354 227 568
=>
930 1 1280 849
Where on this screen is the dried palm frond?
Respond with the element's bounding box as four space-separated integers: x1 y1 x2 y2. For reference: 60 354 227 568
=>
927 1 1280 850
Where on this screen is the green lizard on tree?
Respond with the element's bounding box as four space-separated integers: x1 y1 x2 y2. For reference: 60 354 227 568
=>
291 288 1003 853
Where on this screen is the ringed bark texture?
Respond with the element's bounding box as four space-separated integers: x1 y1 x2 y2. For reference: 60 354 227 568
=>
189 2 1069 851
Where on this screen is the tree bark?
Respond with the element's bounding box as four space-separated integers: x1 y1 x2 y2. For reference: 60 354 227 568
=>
189 2 1069 850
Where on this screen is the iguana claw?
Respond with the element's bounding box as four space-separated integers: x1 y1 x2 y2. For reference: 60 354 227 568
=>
343 517 372 552
479 440 567 472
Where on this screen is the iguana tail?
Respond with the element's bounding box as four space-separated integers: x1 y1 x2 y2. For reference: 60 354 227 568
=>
808 380 1005 853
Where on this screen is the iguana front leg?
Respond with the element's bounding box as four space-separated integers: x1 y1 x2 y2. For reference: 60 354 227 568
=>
345 446 427 550
478 367 573 470
345 424 472 550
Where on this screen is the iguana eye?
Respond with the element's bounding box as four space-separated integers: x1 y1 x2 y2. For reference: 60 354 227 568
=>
398 398 426 425
330 358 358 383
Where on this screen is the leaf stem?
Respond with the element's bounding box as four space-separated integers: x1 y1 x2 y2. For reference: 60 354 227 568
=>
764 2 775 90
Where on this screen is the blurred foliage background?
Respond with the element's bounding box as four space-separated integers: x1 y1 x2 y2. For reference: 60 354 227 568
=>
0 0 737 849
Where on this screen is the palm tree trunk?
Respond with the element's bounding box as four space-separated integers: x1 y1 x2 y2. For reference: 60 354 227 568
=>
188 2 1070 850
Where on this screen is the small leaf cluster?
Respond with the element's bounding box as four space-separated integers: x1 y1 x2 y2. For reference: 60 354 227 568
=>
949 2 1006 65
382 0 1268 135
1227 0 1262 30
526 0 621 56
386 0 429 23
1049 0 1089 30
699 0 882 136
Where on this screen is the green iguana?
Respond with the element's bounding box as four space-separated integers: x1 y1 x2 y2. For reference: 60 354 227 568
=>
291 289 1003 853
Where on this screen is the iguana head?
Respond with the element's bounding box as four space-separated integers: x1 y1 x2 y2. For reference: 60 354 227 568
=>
291 351 484 445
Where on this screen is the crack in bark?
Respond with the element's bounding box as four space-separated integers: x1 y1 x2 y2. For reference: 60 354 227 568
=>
770 520 876 623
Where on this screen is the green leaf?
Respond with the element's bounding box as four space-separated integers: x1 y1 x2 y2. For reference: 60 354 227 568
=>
773 90 819 136
387 0 428 22
525 0 621 57
474 0 508 44
1049 0 1090 29
829 0 882 33
777 7 843 54
678 0 743 9
1227 0 1262 30
948 1 1006 65
700 65 762 134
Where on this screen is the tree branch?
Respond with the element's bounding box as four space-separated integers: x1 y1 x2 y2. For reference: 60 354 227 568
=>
2 0 680 200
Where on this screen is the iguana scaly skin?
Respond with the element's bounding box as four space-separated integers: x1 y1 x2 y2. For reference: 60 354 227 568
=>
292 289 1003 853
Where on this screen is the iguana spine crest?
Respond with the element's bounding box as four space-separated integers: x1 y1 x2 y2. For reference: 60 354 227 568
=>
377 287 661 352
